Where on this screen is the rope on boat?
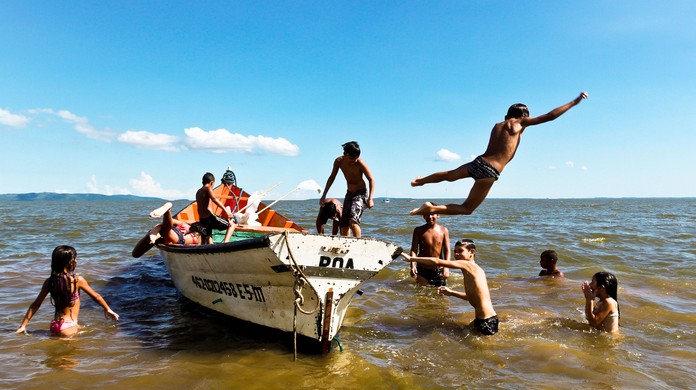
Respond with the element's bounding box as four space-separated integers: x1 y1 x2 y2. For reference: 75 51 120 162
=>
283 230 320 360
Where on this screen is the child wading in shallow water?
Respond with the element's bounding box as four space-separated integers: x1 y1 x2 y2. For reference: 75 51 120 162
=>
402 239 498 336
16 245 119 337
581 271 620 333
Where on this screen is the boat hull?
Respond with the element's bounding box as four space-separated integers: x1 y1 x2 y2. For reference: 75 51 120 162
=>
158 231 401 350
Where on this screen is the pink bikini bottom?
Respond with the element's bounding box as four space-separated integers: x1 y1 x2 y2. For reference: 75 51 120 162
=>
50 319 78 335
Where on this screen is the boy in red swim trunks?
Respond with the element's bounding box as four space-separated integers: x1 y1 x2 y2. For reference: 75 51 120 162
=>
410 92 588 217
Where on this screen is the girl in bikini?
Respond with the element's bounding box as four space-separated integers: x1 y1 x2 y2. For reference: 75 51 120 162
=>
148 202 209 245
581 271 620 333
16 245 119 337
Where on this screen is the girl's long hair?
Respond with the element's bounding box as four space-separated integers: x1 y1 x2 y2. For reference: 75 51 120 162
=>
48 245 78 310
594 271 620 319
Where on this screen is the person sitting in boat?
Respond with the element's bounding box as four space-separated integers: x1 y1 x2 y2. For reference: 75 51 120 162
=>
148 202 208 245
196 172 235 243
316 198 343 235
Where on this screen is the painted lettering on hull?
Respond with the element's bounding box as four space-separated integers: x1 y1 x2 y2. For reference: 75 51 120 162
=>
191 275 266 303
319 255 354 269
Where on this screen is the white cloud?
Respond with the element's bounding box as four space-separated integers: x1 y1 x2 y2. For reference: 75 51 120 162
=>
253 135 300 156
118 130 181 151
565 161 575 168
549 165 557 170
86 175 130 196
0 108 30 128
85 173 187 198
16 107 300 157
581 165 588 171
183 126 300 156
28 108 114 141
436 148 461 162
129 172 187 199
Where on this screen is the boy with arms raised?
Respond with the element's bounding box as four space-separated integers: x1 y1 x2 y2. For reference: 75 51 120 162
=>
402 239 498 335
411 92 588 216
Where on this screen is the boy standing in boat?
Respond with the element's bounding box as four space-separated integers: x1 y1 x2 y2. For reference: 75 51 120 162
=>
409 209 451 287
402 239 498 335
410 92 588 217
196 172 235 243
319 141 375 238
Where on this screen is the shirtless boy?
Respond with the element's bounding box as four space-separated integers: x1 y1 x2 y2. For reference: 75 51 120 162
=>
402 239 498 335
539 249 564 278
316 198 343 235
319 141 375 238
411 92 588 216
409 210 450 286
196 172 235 243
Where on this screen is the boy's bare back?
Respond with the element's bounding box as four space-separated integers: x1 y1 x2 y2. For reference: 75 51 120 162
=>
460 262 495 319
479 120 525 173
196 186 213 219
482 91 588 173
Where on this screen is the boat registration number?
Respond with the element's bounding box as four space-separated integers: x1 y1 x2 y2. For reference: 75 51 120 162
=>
191 275 266 303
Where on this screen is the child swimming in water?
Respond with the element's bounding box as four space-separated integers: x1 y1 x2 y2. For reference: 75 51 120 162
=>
16 245 120 337
581 271 620 333
539 249 564 277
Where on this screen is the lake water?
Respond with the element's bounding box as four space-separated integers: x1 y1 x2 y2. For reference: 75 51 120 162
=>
1 198 694 389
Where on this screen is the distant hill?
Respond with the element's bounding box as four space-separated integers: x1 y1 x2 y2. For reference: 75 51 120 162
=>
0 192 168 202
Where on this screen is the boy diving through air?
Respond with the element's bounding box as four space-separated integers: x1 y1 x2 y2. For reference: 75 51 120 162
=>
410 92 588 216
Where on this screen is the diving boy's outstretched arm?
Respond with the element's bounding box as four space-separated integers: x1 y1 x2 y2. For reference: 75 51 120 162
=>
521 92 588 128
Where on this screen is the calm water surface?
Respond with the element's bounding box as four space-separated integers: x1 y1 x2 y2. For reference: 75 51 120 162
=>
1 198 694 389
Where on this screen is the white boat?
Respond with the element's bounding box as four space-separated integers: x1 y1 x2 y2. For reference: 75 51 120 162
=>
137 170 402 354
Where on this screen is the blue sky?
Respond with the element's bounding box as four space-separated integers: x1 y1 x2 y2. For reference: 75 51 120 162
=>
2 1 694 200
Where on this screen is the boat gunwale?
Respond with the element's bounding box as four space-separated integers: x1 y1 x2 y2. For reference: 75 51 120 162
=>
158 229 403 259
157 234 271 254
